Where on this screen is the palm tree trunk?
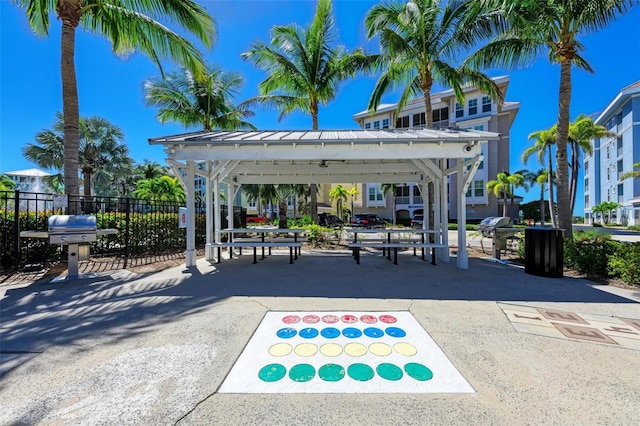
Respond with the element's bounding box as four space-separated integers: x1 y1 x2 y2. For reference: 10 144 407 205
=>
556 59 573 238
502 194 507 217
421 79 435 233
539 188 546 226
60 9 81 213
547 147 557 228
310 108 319 223
570 142 578 214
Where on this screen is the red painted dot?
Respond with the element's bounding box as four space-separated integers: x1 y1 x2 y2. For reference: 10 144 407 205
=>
379 315 398 324
282 315 301 324
303 315 320 324
360 315 378 324
322 315 339 324
341 314 358 324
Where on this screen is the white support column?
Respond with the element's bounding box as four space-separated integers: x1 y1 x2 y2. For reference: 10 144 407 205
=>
226 182 234 229
440 159 450 262
456 162 468 269
422 181 430 232
185 160 197 267
214 178 221 244
205 161 214 261
434 175 441 246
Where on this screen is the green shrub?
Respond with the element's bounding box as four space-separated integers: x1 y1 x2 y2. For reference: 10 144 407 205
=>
592 222 603 227
447 223 476 231
628 225 640 232
564 231 616 276
288 215 313 227
608 242 640 285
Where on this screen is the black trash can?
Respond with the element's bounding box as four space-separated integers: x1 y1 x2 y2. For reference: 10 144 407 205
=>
524 227 565 278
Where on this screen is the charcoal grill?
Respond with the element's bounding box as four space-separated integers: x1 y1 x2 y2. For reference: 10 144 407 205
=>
478 217 518 259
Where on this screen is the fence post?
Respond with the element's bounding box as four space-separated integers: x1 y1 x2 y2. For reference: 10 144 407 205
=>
125 197 130 259
13 190 20 269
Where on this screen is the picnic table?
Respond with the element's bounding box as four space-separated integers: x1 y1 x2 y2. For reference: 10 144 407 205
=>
211 228 307 264
345 228 447 265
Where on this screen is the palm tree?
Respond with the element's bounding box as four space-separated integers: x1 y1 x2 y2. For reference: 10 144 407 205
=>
0 175 16 192
144 65 256 131
466 0 636 238
138 160 168 180
329 185 350 219
523 127 557 227
241 0 373 224
365 0 503 232
15 0 216 211
518 168 549 226
568 114 613 214
133 176 185 203
23 113 133 197
621 162 640 181
275 184 297 228
487 171 512 217
380 183 398 225
507 172 525 220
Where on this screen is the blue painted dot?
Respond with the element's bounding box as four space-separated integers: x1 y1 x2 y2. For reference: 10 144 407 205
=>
385 327 406 338
363 327 384 338
277 327 297 339
299 327 319 339
342 327 363 338
321 327 341 339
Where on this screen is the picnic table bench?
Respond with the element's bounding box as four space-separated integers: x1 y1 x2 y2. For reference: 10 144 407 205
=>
212 228 306 264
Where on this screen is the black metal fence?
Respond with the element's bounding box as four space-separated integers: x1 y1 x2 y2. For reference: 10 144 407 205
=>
0 190 246 270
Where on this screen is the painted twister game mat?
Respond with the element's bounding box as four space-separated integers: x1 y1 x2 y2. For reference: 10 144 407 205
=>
499 303 640 351
219 311 475 394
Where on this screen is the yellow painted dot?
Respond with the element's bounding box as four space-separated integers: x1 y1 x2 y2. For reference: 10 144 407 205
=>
268 343 293 357
393 342 417 356
369 342 392 356
344 343 367 357
294 343 318 357
320 343 343 357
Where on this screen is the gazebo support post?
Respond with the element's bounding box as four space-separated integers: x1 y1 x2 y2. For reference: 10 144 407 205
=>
440 159 450 262
185 160 197 267
205 161 214 261
456 162 468 269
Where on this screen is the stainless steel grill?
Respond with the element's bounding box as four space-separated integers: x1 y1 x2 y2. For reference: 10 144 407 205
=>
478 217 518 260
48 215 97 244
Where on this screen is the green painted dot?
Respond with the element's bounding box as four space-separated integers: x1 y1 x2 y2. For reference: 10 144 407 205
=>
258 363 286 382
289 364 316 382
376 363 403 381
318 364 345 382
404 363 434 381
347 363 374 381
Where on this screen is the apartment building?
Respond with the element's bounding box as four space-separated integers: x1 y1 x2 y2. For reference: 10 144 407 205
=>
584 81 640 226
3 168 55 193
349 75 520 223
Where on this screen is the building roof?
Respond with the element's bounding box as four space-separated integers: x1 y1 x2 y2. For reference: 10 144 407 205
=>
595 80 640 124
4 168 53 177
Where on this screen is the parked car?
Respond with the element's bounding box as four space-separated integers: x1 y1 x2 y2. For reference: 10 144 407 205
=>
411 214 424 229
350 214 386 229
319 213 344 228
246 215 268 224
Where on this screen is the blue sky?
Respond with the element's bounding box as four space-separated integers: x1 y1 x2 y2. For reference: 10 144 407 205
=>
1 1 639 214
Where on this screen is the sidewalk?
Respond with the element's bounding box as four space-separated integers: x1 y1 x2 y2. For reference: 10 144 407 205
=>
1 250 639 425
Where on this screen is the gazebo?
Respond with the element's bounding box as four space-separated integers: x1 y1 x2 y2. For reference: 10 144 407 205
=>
149 127 500 269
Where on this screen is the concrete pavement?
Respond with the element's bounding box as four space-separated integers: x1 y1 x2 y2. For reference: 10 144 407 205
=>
1 248 639 425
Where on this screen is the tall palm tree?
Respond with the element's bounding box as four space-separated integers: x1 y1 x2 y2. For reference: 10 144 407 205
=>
144 65 256 131
241 0 374 224
487 171 512 217
275 184 297 228
329 185 350 219
23 113 134 197
466 0 636 237
568 114 613 213
621 162 640 181
365 0 503 232
15 0 216 211
523 127 557 227
507 172 525 219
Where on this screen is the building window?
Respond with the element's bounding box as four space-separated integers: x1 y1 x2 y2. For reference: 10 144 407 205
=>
466 186 472 197
382 118 389 129
395 116 409 128
607 166 610 181
585 161 589 173
287 196 295 207
468 99 478 115
364 122 371 130
248 198 256 208
455 102 463 118
585 195 589 209
412 112 426 127
432 107 449 127
618 184 624 196
373 120 380 129
607 188 610 201
584 177 589 188
474 180 484 197
482 96 491 113
606 144 610 160
368 186 383 201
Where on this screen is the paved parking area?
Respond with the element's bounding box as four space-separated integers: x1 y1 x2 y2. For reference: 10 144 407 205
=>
1 249 639 425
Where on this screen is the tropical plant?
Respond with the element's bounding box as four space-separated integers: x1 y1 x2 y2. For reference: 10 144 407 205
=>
523 127 557 227
138 160 168 180
241 0 373 223
466 0 636 238
380 183 397 224
145 64 256 131
275 184 297 228
600 201 620 224
14 0 216 210
329 185 350 219
567 114 613 213
133 176 186 202
621 162 640 181
487 171 512 217
0 175 16 192
23 113 134 197
591 203 605 224
365 0 503 231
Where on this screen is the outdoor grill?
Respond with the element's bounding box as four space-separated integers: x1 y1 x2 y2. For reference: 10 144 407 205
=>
478 216 518 259
48 215 97 244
